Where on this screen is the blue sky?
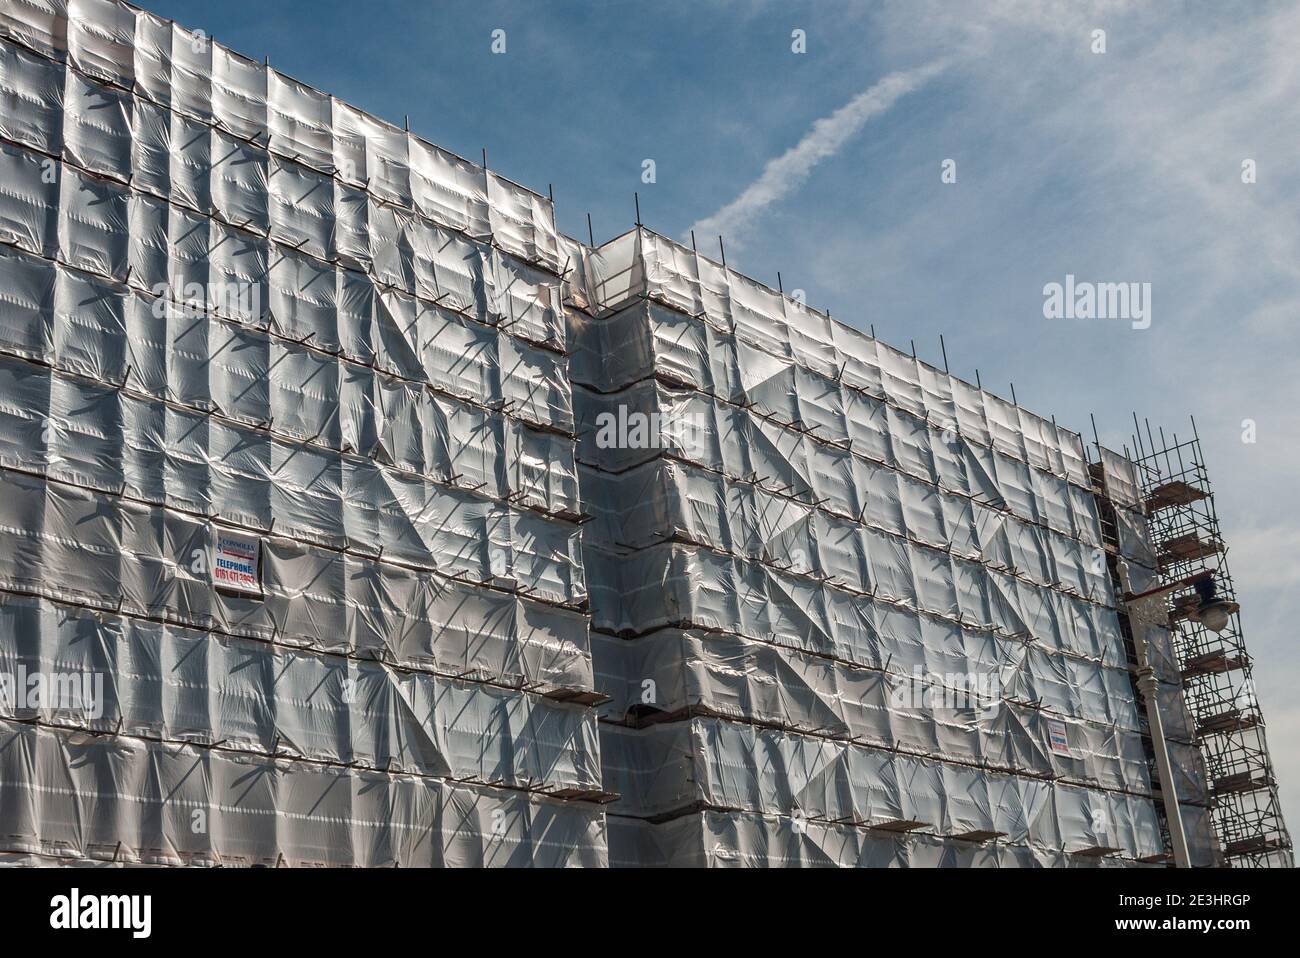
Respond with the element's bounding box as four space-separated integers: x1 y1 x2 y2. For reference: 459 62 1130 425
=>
144 0 1300 839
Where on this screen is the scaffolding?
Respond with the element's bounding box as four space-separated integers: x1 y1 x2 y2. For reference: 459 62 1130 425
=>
0 0 1289 868
1129 419 1293 867
0 0 612 867
1088 444 1209 867
577 227 1172 866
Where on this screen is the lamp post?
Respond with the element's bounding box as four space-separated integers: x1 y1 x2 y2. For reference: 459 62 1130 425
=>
1118 564 1222 869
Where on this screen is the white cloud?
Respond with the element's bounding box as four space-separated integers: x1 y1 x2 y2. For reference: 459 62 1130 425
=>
686 60 947 246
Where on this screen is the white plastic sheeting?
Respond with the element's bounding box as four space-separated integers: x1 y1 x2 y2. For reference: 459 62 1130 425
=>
1099 446 1143 512
587 541 1127 670
0 1 603 868
0 461 585 623
0 351 571 517
572 302 1102 554
582 457 1114 648
0 351 584 598
601 718 1163 859
571 260 1091 488
1176 801 1222 869
0 3 564 271
0 718 605 867
1 593 601 790
576 229 1176 867
0 156 573 430
608 811 1149 868
594 632 1150 792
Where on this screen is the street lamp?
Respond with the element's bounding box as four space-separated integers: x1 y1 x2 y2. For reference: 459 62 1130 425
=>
1191 576 1233 633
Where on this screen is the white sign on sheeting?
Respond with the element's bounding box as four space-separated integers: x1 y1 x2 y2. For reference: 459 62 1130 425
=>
1047 718 1071 757
212 529 262 596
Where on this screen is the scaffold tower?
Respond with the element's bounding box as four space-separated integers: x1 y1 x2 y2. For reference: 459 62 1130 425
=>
1132 419 1293 868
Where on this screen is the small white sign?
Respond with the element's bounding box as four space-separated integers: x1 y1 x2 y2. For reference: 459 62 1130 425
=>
212 530 262 595
1047 718 1071 757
